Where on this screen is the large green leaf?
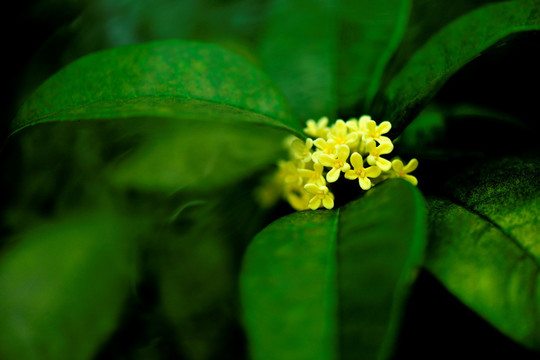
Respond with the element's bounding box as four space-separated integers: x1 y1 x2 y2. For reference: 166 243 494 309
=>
382 0 540 135
259 0 339 120
9 40 306 193
425 156 540 350
0 211 137 360
338 0 410 112
259 0 411 120
11 39 302 137
241 179 426 359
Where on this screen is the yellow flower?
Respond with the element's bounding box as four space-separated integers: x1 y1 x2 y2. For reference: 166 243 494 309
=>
298 162 326 186
291 138 313 163
366 141 393 171
364 119 392 144
328 120 359 146
344 153 381 190
304 184 335 210
391 158 419 186
304 116 330 138
319 145 351 183
312 138 337 163
277 160 304 186
346 115 370 134
284 183 310 211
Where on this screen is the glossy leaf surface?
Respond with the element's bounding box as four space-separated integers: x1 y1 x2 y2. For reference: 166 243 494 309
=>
241 179 426 359
426 156 540 350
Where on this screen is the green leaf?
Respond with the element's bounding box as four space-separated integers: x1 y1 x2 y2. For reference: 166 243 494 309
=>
338 0 410 112
241 179 426 359
9 40 306 193
259 0 339 120
425 156 540 350
107 118 288 192
260 0 411 119
382 0 540 135
12 39 302 137
0 211 137 360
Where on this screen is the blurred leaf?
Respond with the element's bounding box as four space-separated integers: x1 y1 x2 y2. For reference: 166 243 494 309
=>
338 0 410 112
260 0 411 120
154 179 271 359
241 179 426 360
12 39 302 137
381 0 495 89
259 0 339 120
425 156 540 350
108 118 287 192
0 211 137 360
381 0 540 135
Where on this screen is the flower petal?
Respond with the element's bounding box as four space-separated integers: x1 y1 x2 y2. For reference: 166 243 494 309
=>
344 170 358 180
327 168 340 183
337 145 350 161
314 138 328 150
350 152 363 170
376 157 392 171
378 142 394 154
376 136 392 145
319 154 335 167
297 169 312 178
366 120 377 133
308 196 322 210
404 174 418 186
358 176 372 190
392 159 404 173
322 195 334 209
365 166 381 178
304 183 320 194
377 121 392 134
403 158 419 173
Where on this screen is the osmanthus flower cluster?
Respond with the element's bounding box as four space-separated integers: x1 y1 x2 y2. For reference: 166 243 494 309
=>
261 116 418 211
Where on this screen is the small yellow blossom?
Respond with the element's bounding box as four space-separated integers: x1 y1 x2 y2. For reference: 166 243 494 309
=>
391 158 419 186
344 153 381 190
298 162 326 186
366 141 393 171
328 119 359 146
364 119 392 144
304 184 335 210
304 116 330 138
284 183 310 211
312 138 337 162
269 115 418 211
346 115 371 134
319 145 351 183
277 160 304 186
291 138 313 163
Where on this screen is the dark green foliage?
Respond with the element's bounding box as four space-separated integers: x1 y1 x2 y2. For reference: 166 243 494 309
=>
241 180 425 360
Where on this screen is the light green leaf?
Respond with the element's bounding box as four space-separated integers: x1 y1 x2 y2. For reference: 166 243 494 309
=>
383 0 540 134
338 0 410 112
425 156 540 350
0 211 137 360
241 179 426 359
12 39 302 137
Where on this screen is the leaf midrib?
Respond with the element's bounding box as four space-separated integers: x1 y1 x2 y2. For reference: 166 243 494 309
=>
446 194 540 268
11 95 303 138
